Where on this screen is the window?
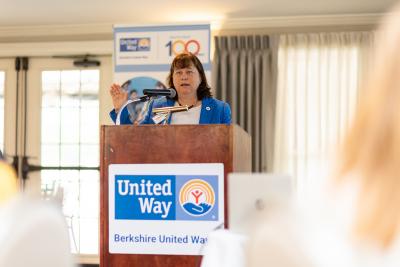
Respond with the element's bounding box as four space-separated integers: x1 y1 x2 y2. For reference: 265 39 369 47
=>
0 71 4 151
274 33 373 197
41 70 100 254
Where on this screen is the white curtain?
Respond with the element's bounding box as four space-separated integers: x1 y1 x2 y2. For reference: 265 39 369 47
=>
273 32 374 196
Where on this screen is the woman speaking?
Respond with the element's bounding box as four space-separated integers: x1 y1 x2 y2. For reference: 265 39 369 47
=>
109 52 231 125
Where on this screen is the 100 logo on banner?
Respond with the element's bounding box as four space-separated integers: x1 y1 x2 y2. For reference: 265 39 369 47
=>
166 40 201 56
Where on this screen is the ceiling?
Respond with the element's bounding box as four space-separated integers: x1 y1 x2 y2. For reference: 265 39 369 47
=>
0 0 398 27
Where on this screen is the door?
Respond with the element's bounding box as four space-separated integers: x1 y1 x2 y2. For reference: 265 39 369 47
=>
0 55 113 263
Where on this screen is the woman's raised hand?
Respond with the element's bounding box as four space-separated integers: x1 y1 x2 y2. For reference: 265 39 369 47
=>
109 83 128 113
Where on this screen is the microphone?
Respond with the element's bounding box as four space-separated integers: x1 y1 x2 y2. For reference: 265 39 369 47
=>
143 88 176 98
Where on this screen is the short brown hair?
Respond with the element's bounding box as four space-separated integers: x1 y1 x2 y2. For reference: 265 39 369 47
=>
167 52 212 100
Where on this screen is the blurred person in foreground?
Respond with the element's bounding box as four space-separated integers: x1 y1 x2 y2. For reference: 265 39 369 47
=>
247 4 400 267
109 52 231 125
0 162 74 267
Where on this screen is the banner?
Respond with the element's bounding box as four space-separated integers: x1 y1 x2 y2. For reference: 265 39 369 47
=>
108 163 224 255
113 24 211 124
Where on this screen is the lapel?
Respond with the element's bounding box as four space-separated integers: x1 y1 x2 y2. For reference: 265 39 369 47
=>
164 98 214 124
199 98 214 124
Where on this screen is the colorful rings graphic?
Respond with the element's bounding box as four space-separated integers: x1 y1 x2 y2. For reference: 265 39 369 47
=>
166 40 201 56
179 179 215 216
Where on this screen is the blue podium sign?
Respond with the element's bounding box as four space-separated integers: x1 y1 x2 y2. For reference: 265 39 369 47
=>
108 163 224 255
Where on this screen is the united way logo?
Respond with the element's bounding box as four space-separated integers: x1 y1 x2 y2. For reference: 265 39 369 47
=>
119 38 151 52
114 174 219 221
179 179 215 217
115 175 175 220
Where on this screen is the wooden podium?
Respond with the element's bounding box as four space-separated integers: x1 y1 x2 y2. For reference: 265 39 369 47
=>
100 124 251 267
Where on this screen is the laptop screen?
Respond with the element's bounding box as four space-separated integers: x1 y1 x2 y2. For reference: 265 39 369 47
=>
227 173 292 234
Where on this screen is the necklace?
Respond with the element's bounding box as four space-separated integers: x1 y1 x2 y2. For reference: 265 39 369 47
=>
178 100 198 109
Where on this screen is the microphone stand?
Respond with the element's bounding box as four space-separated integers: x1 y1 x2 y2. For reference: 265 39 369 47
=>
116 95 153 125
129 95 151 104
118 93 183 125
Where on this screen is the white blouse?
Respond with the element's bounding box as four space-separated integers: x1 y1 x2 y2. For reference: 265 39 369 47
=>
170 102 202 125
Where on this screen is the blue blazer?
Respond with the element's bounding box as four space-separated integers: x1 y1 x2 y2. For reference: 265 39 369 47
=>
110 97 231 125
